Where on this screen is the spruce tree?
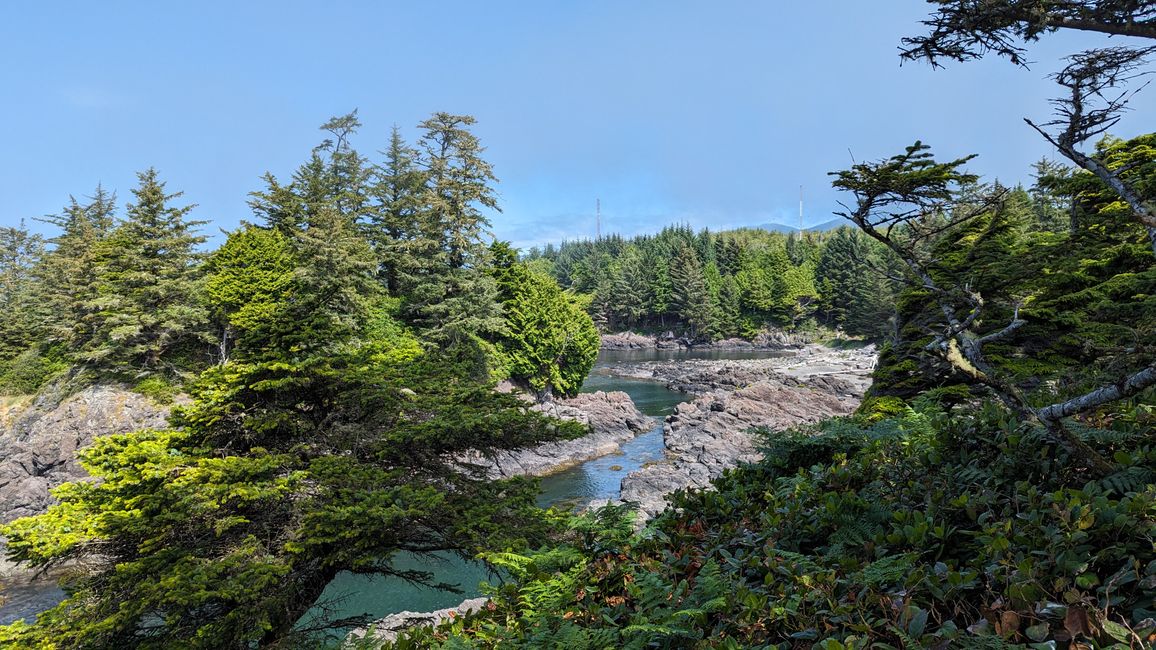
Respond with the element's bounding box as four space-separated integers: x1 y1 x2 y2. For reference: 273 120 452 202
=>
403 113 507 360
0 221 45 363
369 126 431 294
669 243 713 340
79 170 209 376
37 187 118 348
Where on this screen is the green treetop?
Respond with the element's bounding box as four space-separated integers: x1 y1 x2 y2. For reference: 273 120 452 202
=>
77 169 209 377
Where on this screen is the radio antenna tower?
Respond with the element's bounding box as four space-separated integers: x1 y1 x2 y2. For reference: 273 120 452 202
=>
798 185 804 231
596 198 601 240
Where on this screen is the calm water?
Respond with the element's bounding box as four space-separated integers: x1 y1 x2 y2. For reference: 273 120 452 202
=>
302 359 695 633
0 347 792 631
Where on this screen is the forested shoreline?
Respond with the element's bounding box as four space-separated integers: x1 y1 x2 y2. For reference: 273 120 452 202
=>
1 1 1155 648
0 112 611 646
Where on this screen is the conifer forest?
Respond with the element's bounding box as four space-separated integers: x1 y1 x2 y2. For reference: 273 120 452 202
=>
0 2 1154 648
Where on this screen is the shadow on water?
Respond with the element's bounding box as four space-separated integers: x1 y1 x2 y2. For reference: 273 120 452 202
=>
0 349 787 635
298 357 699 634
0 578 65 626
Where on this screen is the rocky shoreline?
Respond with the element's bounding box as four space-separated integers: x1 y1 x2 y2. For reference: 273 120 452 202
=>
460 390 653 479
354 344 878 645
596 345 875 519
601 344 875 397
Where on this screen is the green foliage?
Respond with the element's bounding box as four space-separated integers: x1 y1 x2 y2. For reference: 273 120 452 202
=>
75 169 210 379
403 404 1156 648
490 242 599 397
203 224 295 353
132 375 178 404
536 223 891 341
854 395 907 422
0 345 68 395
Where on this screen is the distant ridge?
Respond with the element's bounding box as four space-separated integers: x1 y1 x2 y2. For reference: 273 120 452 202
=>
755 217 848 233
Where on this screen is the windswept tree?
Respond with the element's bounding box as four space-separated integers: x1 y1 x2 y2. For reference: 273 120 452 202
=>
901 0 1156 66
831 142 1154 475
905 1 1156 255
861 0 1156 475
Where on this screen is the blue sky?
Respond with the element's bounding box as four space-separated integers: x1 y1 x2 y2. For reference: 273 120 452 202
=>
1 1 1153 249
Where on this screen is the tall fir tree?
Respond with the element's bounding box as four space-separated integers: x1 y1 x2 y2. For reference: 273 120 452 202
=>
0 221 46 362
669 243 713 340
369 126 431 295
36 187 118 348
78 170 209 376
403 113 507 361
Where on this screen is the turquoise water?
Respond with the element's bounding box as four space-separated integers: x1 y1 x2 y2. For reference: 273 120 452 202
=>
302 361 693 633
0 348 792 631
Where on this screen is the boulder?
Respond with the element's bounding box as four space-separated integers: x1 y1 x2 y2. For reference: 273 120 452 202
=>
0 385 177 523
463 391 653 478
599 332 655 349
619 373 863 519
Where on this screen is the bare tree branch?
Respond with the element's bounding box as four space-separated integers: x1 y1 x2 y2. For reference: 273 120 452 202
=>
902 1 1156 68
1038 362 1156 421
977 304 1027 345
1024 45 1156 254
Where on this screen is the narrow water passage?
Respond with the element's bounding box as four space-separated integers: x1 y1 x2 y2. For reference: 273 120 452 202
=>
0 349 790 631
306 364 690 630
309 349 790 629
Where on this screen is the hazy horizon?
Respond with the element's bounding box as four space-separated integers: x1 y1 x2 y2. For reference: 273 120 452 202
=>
3 1 1153 250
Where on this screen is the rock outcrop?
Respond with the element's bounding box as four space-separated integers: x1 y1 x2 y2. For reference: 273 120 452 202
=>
599 332 656 349
0 385 175 523
618 376 860 519
346 597 489 647
468 391 653 478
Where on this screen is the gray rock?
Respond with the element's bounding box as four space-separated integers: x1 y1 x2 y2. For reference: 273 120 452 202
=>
616 348 876 520
346 597 489 647
599 332 656 349
0 385 177 523
461 391 653 478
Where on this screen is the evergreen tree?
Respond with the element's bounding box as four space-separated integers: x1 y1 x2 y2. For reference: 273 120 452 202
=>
609 245 647 328
0 221 45 362
490 242 599 397
79 169 209 376
403 113 507 362
816 227 871 328
36 187 118 348
369 126 430 294
202 224 295 362
669 243 713 340
417 112 498 271
1029 158 1074 233
771 262 818 327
